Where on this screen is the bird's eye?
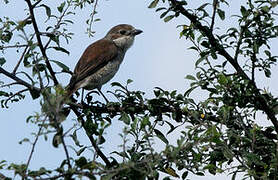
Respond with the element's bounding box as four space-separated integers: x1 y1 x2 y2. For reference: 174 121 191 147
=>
119 30 127 35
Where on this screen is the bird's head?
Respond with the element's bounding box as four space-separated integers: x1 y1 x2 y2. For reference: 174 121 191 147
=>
105 24 143 51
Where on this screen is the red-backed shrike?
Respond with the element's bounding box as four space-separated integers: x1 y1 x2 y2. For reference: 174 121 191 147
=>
66 24 142 99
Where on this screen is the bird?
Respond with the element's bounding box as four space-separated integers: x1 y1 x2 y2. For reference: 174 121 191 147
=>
66 24 143 101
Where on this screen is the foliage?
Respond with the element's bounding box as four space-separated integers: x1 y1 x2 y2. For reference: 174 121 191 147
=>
0 0 278 179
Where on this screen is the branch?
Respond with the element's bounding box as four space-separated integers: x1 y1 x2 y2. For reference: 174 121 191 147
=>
169 0 278 134
0 44 28 49
0 66 40 93
87 0 99 37
210 0 218 30
13 45 29 74
234 20 252 61
70 105 112 167
23 118 46 180
61 135 72 169
25 0 59 86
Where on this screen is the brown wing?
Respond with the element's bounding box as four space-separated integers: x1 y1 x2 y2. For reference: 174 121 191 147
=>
67 39 118 90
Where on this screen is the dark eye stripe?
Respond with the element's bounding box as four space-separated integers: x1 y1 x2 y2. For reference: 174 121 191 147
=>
119 30 126 35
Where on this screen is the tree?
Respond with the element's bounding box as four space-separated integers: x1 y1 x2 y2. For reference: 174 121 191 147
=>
0 0 278 179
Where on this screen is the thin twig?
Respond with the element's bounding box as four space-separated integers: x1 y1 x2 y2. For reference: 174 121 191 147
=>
0 82 19 88
210 0 218 31
13 34 35 74
234 20 252 61
43 1 71 50
4 88 28 102
32 0 43 8
13 46 29 74
23 118 46 180
61 135 72 169
25 0 59 85
0 44 28 49
87 0 99 37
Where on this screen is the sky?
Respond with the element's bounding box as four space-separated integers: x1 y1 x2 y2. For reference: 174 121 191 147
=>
0 0 278 179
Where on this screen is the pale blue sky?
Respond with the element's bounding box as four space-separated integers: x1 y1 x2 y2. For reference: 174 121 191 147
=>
1 0 277 179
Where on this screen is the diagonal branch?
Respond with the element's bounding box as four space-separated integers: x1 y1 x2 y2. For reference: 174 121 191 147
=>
25 0 59 86
169 0 278 134
0 66 40 93
22 118 46 180
70 105 112 167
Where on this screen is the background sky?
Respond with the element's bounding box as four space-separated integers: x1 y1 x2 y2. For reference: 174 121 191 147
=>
1 0 278 179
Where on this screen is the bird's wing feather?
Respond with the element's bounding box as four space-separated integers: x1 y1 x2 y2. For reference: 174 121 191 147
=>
68 39 118 89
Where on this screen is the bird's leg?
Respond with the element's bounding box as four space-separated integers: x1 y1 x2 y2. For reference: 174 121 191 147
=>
97 88 109 103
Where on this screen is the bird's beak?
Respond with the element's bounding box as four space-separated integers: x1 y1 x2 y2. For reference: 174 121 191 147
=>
132 29 143 36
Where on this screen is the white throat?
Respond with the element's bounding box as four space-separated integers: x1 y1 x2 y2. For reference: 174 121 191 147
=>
113 36 134 51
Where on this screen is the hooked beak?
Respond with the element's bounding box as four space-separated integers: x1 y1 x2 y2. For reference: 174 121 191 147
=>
132 29 143 36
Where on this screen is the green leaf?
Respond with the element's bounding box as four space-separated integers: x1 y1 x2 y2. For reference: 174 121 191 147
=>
148 0 159 8
57 2 66 13
261 6 270 13
154 129 169 144
0 57 6 66
218 73 228 85
50 46 70 55
50 60 70 72
240 6 248 17
164 15 174 22
160 10 169 18
195 56 206 67
119 112 130 125
196 172 205 176
0 91 8 97
156 7 167 12
182 171 188 179
77 147 86 156
217 9 225 20
185 75 196 81
75 156 88 169
140 116 150 129
52 133 62 148
127 79 133 84
197 3 210 10
40 4 51 18
70 130 83 147
111 82 125 90
18 138 30 144
29 89 40 99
